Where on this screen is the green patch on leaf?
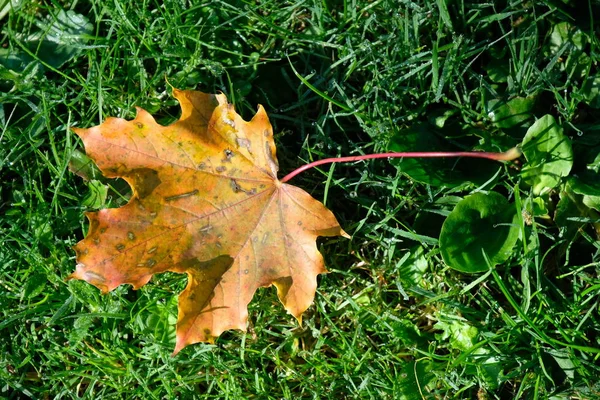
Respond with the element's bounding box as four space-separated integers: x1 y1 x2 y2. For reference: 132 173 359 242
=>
439 192 519 273
521 115 573 195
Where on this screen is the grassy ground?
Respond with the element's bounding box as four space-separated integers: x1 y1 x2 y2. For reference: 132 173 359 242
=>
2 0 600 398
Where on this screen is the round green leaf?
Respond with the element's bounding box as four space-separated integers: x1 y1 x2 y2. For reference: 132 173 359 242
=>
521 115 573 195
440 192 519 273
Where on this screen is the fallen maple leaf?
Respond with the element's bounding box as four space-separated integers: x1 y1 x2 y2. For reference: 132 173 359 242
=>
71 89 348 354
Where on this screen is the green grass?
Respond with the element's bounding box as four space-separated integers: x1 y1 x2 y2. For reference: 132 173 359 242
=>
2 0 600 398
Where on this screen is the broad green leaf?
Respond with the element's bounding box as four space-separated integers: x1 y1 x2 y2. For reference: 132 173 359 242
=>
582 196 600 212
568 153 600 209
549 22 586 54
569 173 600 197
396 245 428 288
82 180 108 209
435 318 478 351
0 48 32 76
142 296 178 345
581 74 600 108
68 315 94 345
439 192 519 273
389 124 499 187
396 361 435 400
521 115 573 195
475 348 503 389
22 10 93 68
561 178 600 233
588 152 600 174
427 108 457 128
0 0 24 20
487 96 536 131
387 318 426 347
554 184 590 243
436 316 503 388
546 349 576 381
68 149 103 181
524 196 549 218
22 273 47 300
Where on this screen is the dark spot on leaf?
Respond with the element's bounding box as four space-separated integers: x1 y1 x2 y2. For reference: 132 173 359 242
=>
127 232 136 241
130 168 161 199
146 258 156 267
165 189 199 201
236 137 252 153
198 162 206 170
265 141 279 172
116 244 125 251
135 122 144 129
230 179 241 193
216 166 226 173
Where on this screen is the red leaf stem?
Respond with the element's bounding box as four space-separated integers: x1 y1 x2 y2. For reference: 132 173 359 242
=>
280 147 522 183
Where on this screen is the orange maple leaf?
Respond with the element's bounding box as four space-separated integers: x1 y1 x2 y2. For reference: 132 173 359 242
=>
70 89 348 354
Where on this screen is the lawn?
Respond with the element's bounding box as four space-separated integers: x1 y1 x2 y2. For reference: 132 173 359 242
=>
1 0 600 398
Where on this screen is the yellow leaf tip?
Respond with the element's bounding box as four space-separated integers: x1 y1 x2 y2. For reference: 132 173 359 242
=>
71 127 85 137
501 146 522 161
